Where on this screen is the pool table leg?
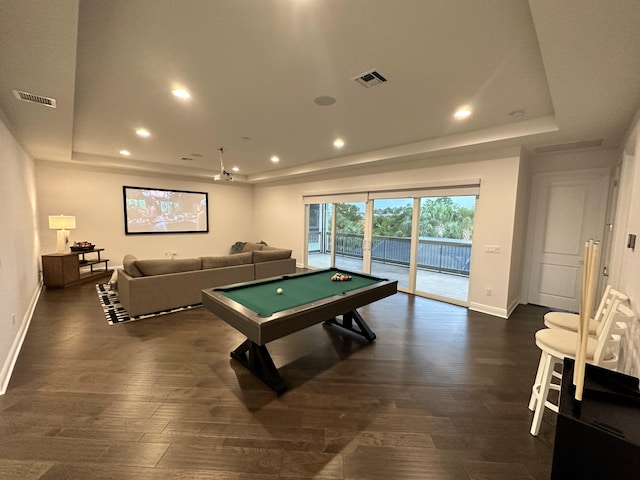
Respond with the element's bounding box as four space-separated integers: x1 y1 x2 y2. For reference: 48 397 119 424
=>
230 339 288 395
324 309 377 343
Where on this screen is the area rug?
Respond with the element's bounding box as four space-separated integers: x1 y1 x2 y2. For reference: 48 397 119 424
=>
96 284 201 325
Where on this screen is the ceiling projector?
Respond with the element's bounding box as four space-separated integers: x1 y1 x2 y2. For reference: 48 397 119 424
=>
213 147 234 181
213 170 233 182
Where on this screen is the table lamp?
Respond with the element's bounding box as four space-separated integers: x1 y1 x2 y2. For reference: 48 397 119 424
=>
48 215 76 253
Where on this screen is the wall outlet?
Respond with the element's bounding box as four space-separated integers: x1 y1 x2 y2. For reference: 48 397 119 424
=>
485 245 501 254
485 288 492 296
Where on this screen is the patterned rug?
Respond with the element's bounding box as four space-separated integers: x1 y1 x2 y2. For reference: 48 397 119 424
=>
95 284 201 325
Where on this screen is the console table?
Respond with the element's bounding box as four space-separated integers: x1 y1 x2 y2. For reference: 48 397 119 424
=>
551 358 640 479
42 248 111 288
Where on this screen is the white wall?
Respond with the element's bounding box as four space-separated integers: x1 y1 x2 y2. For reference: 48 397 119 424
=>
612 122 640 376
34 163 255 265
0 114 42 393
253 147 523 318
508 152 531 313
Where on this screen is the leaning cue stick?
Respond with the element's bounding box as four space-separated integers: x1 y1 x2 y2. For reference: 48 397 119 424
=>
573 241 590 386
575 240 600 401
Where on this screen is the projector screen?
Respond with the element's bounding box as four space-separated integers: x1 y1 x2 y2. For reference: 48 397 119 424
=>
123 186 209 234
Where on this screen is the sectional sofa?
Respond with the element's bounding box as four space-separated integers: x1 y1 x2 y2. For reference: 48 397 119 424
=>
116 243 295 316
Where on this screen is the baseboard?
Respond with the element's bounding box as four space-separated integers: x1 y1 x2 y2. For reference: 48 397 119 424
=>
0 283 42 395
469 301 509 319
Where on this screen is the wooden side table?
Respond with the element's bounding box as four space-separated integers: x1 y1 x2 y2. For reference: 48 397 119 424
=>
42 248 110 288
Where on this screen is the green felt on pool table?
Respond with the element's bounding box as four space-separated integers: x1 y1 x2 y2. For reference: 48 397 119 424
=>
218 270 382 317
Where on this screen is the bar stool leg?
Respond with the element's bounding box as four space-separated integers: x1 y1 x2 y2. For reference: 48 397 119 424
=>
530 352 555 436
529 351 546 411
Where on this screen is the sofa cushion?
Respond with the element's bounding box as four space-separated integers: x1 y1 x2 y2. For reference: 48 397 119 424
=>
252 249 292 263
135 258 202 276
202 252 253 269
241 242 265 252
123 254 144 277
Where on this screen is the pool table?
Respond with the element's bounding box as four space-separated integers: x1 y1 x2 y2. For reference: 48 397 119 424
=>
202 268 397 394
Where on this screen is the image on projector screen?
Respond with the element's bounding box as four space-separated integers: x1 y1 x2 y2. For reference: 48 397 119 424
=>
123 186 209 234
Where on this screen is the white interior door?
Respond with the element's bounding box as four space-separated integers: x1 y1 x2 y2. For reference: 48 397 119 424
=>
528 170 610 311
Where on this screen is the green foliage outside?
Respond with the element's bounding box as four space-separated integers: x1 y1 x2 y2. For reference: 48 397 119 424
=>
330 197 474 240
419 197 474 240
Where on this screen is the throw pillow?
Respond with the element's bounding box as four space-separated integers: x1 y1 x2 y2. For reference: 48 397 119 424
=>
230 241 246 254
242 242 265 252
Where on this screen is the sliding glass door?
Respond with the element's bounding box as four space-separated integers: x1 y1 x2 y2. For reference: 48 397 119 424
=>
333 202 366 272
307 203 331 269
370 198 414 289
415 195 476 304
304 190 477 306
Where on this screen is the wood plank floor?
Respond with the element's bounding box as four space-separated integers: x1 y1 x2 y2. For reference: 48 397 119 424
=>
0 282 556 479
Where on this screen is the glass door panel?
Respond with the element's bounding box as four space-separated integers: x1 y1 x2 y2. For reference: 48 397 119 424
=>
333 202 365 273
370 198 413 289
416 195 475 304
307 203 331 269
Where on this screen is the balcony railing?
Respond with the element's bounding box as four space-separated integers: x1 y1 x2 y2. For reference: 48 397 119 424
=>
308 232 471 276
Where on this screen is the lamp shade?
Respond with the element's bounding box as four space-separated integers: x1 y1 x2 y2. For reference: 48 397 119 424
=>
48 215 76 230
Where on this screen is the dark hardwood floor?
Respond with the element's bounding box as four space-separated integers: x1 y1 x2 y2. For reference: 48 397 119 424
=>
0 281 556 479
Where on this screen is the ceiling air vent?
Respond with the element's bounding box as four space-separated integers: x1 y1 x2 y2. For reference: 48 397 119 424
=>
12 89 57 108
535 139 603 154
353 69 387 88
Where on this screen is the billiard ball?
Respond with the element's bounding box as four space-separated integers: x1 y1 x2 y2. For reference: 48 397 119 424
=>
277 288 283 294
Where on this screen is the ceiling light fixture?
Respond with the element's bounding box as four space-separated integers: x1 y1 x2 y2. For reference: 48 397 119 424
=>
135 128 151 137
172 88 191 99
119 150 131 156
454 107 472 119
271 156 280 163
333 138 345 148
232 167 239 172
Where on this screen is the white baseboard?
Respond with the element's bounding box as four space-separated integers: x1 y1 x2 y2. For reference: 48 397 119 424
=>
469 302 509 319
0 283 42 395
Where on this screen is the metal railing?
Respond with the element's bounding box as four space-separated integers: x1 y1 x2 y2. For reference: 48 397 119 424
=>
308 232 471 275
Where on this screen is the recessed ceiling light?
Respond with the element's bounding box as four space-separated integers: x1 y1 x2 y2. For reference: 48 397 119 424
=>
454 107 472 119
271 156 280 163
135 128 151 137
172 88 191 99
333 138 345 148
232 166 239 172
119 150 131 156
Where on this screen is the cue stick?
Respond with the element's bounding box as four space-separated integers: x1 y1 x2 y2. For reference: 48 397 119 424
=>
573 240 590 386
575 240 600 401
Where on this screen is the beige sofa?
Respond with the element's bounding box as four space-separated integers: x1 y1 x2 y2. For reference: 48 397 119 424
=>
117 243 295 316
